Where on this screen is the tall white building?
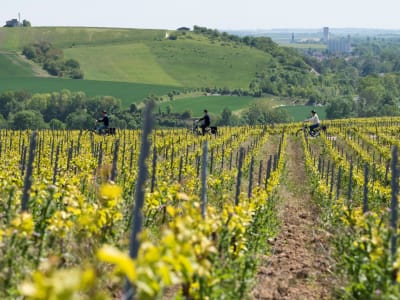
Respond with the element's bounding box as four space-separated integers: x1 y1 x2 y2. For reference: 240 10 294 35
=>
323 27 329 43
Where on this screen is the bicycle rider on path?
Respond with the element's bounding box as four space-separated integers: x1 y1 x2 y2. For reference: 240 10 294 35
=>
198 109 211 136
304 109 320 136
96 110 109 134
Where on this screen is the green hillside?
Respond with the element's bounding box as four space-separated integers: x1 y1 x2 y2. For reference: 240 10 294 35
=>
63 38 271 88
63 43 181 86
1 27 273 89
0 51 36 78
0 27 165 50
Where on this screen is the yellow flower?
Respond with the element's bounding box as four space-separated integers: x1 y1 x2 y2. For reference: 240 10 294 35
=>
97 245 137 282
99 183 122 200
11 212 34 237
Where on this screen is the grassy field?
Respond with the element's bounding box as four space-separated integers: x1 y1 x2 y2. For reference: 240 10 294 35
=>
64 38 271 88
277 105 327 122
64 43 181 86
0 51 35 78
0 77 181 107
157 95 282 116
0 27 165 50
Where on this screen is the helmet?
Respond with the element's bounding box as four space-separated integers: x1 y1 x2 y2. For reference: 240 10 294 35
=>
311 110 316 113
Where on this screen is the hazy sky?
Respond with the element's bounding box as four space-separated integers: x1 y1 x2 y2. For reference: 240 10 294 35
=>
2 0 400 30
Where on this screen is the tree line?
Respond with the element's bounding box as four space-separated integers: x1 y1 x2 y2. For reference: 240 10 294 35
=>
0 90 292 130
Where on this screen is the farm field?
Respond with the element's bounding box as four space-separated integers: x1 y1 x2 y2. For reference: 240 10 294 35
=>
277 104 327 122
157 95 279 115
1 116 400 299
0 27 166 50
0 51 36 78
63 39 272 88
0 77 182 107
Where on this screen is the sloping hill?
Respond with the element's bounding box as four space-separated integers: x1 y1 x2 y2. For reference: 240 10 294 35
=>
0 51 36 78
0 27 273 89
0 50 180 106
63 38 271 88
0 27 165 50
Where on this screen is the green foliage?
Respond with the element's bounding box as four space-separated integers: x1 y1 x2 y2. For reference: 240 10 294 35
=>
243 102 291 125
65 111 94 129
10 110 47 129
22 41 83 79
48 118 66 129
326 98 355 119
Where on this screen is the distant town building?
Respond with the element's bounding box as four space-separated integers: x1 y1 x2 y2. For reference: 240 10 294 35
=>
323 27 329 43
327 36 351 54
4 18 21 27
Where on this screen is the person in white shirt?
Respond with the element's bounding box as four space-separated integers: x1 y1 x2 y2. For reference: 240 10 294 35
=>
304 110 320 136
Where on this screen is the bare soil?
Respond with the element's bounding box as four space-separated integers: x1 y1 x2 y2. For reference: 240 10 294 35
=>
250 137 336 300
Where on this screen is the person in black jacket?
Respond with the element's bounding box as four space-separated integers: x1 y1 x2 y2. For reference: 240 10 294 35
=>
198 109 211 136
96 110 109 134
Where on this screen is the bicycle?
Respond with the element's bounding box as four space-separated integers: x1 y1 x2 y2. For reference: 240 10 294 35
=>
296 124 326 137
188 119 218 136
87 121 116 136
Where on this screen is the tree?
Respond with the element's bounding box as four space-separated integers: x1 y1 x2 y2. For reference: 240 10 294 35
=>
49 119 66 130
181 110 192 119
10 110 47 129
326 98 353 119
65 112 93 129
220 107 233 125
22 20 31 27
0 114 7 129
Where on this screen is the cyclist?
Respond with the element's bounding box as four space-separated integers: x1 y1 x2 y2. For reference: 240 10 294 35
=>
304 109 320 136
96 110 109 134
198 109 211 136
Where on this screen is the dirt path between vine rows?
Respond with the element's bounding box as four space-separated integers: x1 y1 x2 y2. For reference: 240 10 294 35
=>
250 137 336 300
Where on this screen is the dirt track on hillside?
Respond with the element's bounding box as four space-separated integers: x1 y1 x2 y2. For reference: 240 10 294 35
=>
250 137 335 300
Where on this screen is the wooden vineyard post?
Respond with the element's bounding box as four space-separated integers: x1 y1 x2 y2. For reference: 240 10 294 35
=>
235 148 244 206
110 139 119 182
150 146 157 193
248 156 254 199
201 141 208 218
363 163 369 213
21 131 37 212
125 101 154 300
347 159 353 206
390 146 399 274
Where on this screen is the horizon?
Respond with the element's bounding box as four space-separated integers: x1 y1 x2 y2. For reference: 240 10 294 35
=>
2 0 400 31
